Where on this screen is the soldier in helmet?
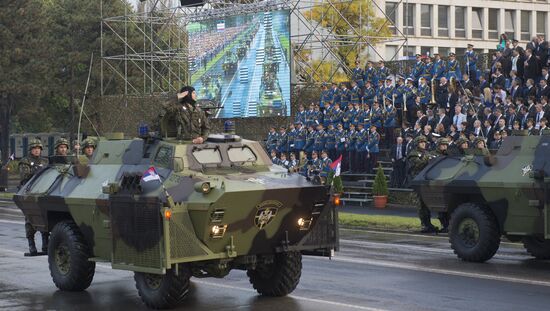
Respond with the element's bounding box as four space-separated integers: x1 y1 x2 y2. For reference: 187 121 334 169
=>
432 138 450 232
449 137 469 156
51 138 71 164
407 135 438 233
473 137 490 156
79 138 97 164
18 138 49 255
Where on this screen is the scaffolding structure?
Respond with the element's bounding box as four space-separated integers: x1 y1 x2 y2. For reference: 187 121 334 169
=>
100 0 408 97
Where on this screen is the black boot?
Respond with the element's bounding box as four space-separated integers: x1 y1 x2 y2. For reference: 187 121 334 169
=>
28 239 37 255
41 233 49 253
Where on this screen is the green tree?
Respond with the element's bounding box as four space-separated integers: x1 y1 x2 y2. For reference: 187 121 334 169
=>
304 0 391 82
0 0 51 162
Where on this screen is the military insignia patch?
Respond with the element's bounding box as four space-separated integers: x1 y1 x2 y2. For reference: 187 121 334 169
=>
522 164 532 176
254 200 283 229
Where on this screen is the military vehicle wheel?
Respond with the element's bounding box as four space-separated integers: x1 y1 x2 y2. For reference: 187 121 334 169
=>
48 220 95 291
523 236 550 259
134 265 191 309
449 203 500 262
247 251 302 296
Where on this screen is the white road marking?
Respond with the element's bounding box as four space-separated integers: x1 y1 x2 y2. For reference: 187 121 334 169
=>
192 279 387 311
0 219 24 225
309 256 550 287
340 228 521 247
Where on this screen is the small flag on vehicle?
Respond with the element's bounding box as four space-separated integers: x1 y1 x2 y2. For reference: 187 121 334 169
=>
142 166 161 183
8 154 14 161
329 155 342 177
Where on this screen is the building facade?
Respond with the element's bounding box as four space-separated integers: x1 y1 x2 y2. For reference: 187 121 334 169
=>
379 0 550 59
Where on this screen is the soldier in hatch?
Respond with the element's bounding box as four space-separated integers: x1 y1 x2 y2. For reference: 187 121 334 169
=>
160 86 210 143
18 139 49 255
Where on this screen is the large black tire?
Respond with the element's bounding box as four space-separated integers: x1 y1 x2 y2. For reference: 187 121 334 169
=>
48 220 95 291
523 236 550 259
247 251 302 297
449 203 500 262
134 265 191 309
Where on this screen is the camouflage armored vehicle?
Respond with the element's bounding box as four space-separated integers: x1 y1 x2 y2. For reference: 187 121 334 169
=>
14 133 338 309
222 52 238 75
410 136 550 263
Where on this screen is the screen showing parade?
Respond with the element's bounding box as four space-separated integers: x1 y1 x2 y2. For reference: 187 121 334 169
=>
187 10 291 118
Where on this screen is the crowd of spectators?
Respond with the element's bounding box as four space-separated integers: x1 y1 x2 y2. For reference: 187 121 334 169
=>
265 35 550 186
188 25 249 69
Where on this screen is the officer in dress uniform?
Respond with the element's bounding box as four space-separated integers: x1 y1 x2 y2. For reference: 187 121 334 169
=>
293 122 306 157
313 124 327 154
287 123 297 154
421 57 434 83
294 105 307 125
367 125 380 173
270 150 281 166
304 125 316 159
352 60 365 89
384 98 398 148
342 103 355 130
405 78 418 123
325 124 337 160
362 80 376 106
446 53 462 80
320 150 333 178
346 123 358 172
364 61 377 86
355 123 369 173
432 53 446 83
340 83 351 107
276 126 288 155
370 101 383 129
411 54 425 83
464 44 478 82
418 77 431 110
334 123 347 161
330 102 344 126
266 127 278 153
376 60 390 83
350 81 362 105
384 77 395 104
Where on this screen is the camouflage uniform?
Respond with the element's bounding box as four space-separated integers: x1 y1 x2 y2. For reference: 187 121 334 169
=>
432 138 450 232
50 138 73 164
19 139 49 254
161 96 211 141
407 136 438 233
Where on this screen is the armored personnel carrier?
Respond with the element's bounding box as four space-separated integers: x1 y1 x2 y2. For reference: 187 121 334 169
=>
410 136 550 263
14 133 339 309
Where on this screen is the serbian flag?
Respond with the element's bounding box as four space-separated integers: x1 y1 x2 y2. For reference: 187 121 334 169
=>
330 155 342 177
142 166 161 183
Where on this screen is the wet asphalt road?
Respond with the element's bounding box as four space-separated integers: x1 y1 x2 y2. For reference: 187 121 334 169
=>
1 205 550 311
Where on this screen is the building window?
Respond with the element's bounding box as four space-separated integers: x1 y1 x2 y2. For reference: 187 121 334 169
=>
420 5 432 36
488 9 499 40
438 6 449 37
403 45 416 57
537 12 547 36
521 11 531 41
504 10 515 40
438 47 450 57
472 8 483 39
386 2 398 35
421 46 432 56
404 4 415 36
386 45 398 60
455 48 467 58
455 7 466 38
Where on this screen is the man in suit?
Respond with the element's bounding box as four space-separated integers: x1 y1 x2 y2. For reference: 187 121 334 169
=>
390 136 407 188
535 104 546 129
524 48 540 81
493 108 505 128
538 79 550 100
472 119 483 137
541 67 549 83
507 105 517 131
491 68 506 90
510 79 523 101
524 79 537 100
510 49 524 78
461 73 474 93
436 77 449 110
436 108 452 132
539 118 550 135
452 105 467 132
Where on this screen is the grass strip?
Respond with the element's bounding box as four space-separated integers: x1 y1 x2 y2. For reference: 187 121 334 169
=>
339 212 421 231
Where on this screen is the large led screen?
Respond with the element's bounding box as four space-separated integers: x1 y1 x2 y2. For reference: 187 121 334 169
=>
187 10 291 118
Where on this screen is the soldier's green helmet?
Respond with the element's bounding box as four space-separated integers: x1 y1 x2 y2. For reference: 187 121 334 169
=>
456 137 468 146
414 135 428 144
437 138 450 146
55 138 70 149
28 138 43 150
82 138 96 149
473 137 486 145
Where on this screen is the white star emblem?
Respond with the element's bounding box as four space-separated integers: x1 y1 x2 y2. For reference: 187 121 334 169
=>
522 164 532 176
